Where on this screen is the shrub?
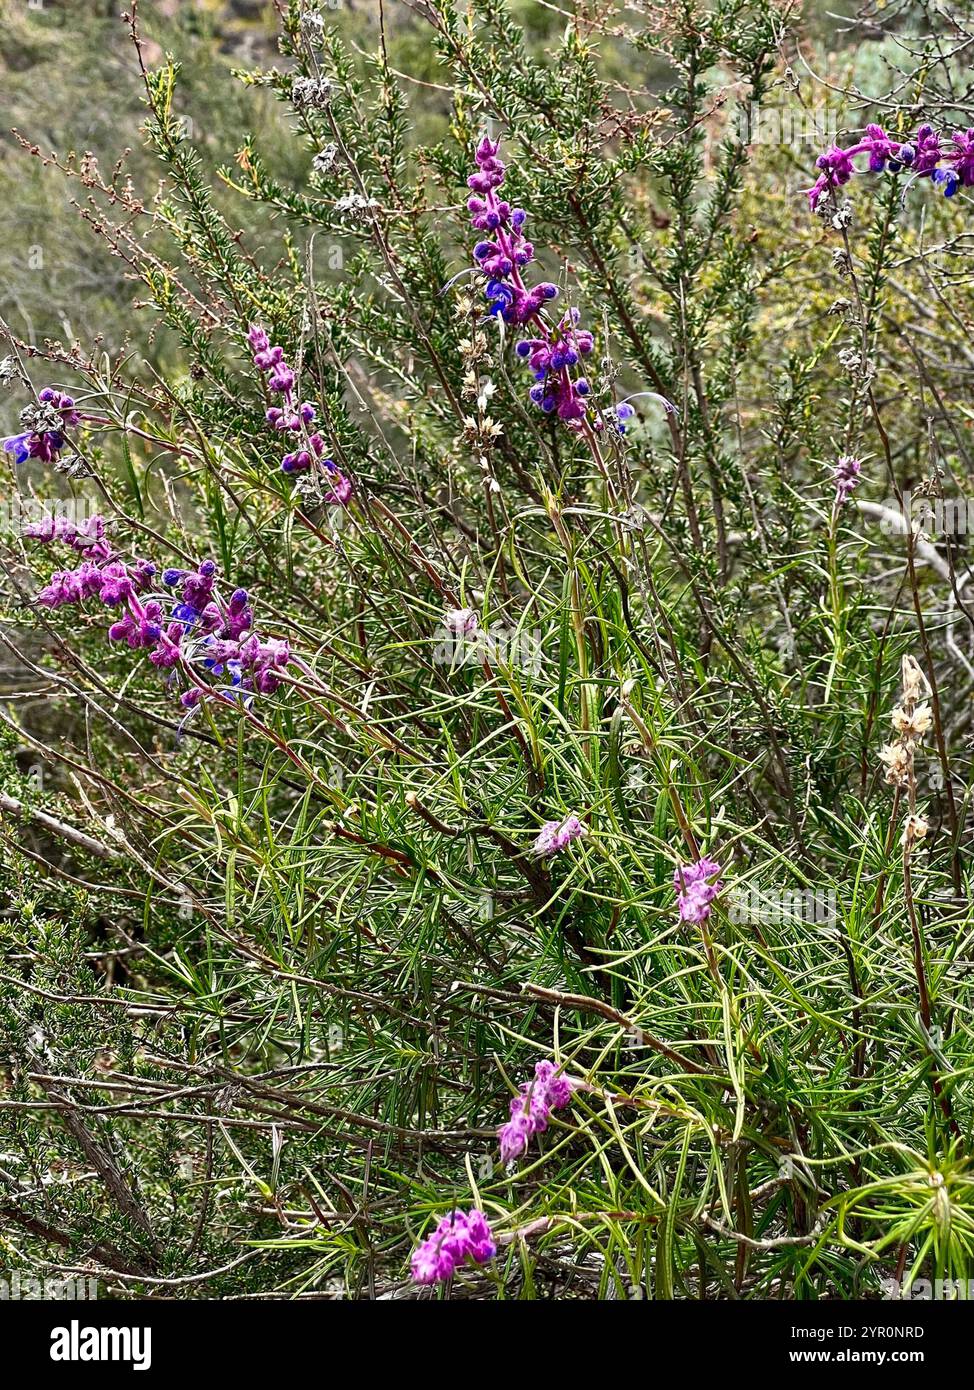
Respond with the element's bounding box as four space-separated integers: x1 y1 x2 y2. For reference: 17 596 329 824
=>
2 0 974 1300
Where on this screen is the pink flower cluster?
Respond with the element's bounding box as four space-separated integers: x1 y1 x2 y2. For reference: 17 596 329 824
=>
673 857 723 925
24 512 111 557
247 325 353 502
807 122 974 209
27 515 291 712
444 607 479 636
497 1060 576 1165
833 455 862 504
533 814 586 856
31 515 155 610
410 1208 496 1285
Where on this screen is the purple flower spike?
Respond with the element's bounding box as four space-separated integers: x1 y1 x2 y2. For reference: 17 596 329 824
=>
464 139 607 428
24 513 109 559
807 121 974 211
410 1208 496 1284
497 1060 577 1165
463 143 671 433
248 324 347 487
25 505 291 714
833 454 862 504
673 857 724 925
179 562 218 610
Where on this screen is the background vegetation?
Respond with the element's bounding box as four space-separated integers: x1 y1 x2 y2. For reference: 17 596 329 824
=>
2 0 974 1300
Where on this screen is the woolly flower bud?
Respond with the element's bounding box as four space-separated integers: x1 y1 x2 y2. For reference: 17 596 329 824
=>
444 607 479 636
534 814 586 857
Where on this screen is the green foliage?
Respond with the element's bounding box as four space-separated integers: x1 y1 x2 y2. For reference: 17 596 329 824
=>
2 0 974 1301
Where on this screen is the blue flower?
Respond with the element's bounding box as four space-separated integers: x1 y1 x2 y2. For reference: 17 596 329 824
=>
615 401 637 434
2 432 31 464
486 279 513 315
933 167 960 197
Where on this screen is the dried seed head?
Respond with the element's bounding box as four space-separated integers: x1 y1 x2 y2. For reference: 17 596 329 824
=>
301 10 326 46
312 144 338 175
20 401 64 434
292 76 333 110
334 192 381 221
891 702 932 741
54 453 94 478
901 812 929 848
901 655 931 704
879 743 912 787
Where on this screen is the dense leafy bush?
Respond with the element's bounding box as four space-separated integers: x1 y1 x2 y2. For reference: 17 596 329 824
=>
2 0 974 1300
